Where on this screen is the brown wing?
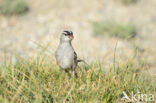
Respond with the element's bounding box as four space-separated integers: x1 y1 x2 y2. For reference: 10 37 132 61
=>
74 51 77 62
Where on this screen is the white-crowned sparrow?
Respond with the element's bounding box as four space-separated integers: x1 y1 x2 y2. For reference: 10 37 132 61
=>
55 30 80 77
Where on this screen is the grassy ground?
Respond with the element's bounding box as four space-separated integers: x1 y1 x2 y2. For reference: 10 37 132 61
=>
117 0 139 5
0 54 155 103
92 21 136 39
0 0 28 15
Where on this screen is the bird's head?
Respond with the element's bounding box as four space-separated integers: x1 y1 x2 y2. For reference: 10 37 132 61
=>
60 30 74 43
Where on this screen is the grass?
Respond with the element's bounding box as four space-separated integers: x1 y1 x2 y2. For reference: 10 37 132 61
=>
117 0 139 5
0 55 155 103
92 21 137 39
0 0 28 15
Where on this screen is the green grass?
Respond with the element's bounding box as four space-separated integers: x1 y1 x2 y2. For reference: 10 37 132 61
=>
0 56 155 103
93 21 137 39
0 0 28 15
117 0 139 5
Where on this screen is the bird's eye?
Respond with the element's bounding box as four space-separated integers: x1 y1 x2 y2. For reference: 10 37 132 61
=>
63 33 68 36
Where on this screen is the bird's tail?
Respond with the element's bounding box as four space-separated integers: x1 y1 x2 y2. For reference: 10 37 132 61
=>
77 59 89 70
77 58 89 66
77 59 83 63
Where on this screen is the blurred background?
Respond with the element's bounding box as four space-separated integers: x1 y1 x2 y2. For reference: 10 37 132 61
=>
0 0 155 74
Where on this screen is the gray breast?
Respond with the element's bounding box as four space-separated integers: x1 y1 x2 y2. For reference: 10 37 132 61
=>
55 43 74 69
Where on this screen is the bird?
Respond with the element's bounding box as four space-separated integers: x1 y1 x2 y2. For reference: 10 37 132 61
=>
55 30 81 77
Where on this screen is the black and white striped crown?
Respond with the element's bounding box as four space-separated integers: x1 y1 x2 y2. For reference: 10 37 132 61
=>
62 31 73 35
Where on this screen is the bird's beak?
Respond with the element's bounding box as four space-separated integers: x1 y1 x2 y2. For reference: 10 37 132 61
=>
69 35 74 40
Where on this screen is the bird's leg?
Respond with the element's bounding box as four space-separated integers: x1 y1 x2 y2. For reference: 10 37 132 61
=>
74 71 78 78
72 68 78 78
64 69 71 77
